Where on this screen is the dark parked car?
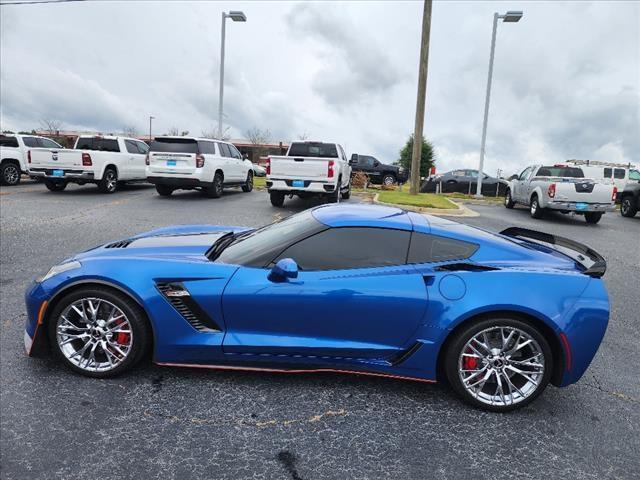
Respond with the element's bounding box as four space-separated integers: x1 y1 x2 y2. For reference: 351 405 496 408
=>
434 169 504 187
422 169 507 195
620 183 640 218
349 154 408 185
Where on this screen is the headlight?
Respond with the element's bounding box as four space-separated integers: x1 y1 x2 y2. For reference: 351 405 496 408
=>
398 167 405 173
36 261 81 283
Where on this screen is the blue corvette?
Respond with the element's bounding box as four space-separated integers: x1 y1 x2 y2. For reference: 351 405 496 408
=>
25 204 609 411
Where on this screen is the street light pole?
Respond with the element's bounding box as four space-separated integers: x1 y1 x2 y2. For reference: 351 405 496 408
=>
149 115 154 141
218 10 246 140
475 10 523 198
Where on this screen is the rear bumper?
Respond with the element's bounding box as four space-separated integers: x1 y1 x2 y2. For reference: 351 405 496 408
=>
148 176 212 189
546 201 615 213
29 168 95 182
267 178 335 194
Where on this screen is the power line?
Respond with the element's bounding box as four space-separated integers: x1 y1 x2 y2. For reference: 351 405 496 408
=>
0 0 86 5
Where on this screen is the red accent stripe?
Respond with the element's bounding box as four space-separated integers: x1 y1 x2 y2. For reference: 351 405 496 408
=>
155 361 436 384
27 300 49 357
559 332 572 372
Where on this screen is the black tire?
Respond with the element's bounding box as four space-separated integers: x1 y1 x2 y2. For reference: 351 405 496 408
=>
341 178 351 200
155 184 174 197
620 197 638 218
382 174 396 186
444 316 553 412
47 287 152 378
241 171 254 192
530 195 544 219
44 179 67 192
584 212 602 224
205 172 224 198
270 191 285 207
0 161 21 186
327 177 341 203
98 167 118 193
504 189 515 209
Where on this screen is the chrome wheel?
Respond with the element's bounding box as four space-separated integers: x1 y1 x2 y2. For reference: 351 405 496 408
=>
3 164 20 185
383 175 395 186
458 326 545 407
56 298 133 372
105 170 117 192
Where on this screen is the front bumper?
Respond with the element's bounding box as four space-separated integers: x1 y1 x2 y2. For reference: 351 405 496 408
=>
546 201 615 213
267 178 335 194
147 176 212 189
29 169 95 182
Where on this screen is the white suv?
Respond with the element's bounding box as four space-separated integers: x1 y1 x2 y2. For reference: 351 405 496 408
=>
1 134 63 186
146 137 254 198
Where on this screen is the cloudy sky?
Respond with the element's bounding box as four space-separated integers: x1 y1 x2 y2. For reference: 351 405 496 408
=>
1 0 638 176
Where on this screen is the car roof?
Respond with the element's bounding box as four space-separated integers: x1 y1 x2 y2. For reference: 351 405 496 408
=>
154 136 231 143
311 204 415 230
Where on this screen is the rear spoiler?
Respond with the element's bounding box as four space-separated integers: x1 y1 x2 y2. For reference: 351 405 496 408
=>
500 227 606 278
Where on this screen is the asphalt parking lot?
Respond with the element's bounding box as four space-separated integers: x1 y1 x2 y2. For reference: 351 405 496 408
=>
1 180 639 480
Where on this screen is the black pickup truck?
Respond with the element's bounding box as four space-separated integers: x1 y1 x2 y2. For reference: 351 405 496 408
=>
349 154 408 185
620 183 640 218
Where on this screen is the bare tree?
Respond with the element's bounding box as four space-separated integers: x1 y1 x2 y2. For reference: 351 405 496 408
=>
167 127 180 136
122 125 138 137
181 130 189 136
39 119 64 135
201 126 217 139
245 127 271 145
297 132 310 141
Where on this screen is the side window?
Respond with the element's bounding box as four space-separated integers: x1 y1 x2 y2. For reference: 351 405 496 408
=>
125 140 139 154
38 138 62 149
0 136 19 147
408 233 479 264
228 144 242 159
22 137 40 148
363 156 375 168
467 170 479 178
274 227 411 271
136 141 149 154
76 137 93 150
519 167 532 180
217 143 231 157
199 141 215 155
95 139 120 152
603 168 612 178
614 169 625 179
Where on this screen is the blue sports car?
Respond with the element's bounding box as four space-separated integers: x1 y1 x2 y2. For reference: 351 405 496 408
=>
24 204 609 412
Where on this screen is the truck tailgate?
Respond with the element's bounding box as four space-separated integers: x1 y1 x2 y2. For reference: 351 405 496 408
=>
29 149 82 168
270 156 331 178
552 179 614 203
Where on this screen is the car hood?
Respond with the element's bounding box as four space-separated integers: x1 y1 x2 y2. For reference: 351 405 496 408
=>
74 225 252 261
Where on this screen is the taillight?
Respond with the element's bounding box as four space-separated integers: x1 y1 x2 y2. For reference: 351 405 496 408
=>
548 183 556 198
145 153 150 166
612 186 617 202
265 157 271 175
328 160 335 178
82 153 92 166
28 150 32 163
196 154 205 168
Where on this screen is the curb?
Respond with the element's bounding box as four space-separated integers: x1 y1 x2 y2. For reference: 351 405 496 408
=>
372 193 479 217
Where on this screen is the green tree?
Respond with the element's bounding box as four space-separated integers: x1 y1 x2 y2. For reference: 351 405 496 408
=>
398 135 435 178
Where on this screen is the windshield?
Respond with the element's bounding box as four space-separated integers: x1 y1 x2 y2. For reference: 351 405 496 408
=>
288 142 338 158
536 166 584 178
150 138 198 154
216 210 325 267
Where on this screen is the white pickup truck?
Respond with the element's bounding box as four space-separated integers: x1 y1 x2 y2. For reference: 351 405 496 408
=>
266 141 351 207
505 164 616 223
29 135 149 193
0 134 63 186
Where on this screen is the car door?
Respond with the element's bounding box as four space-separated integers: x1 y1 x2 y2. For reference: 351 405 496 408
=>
221 227 429 360
216 142 236 181
228 143 247 181
513 167 532 202
125 140 145 178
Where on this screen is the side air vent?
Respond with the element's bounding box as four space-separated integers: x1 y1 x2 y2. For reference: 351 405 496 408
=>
156 282 221 332
104 239 133 249
435 263 499 272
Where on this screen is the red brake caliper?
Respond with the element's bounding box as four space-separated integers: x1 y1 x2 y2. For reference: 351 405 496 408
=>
463 348 478 370
114 318 130 345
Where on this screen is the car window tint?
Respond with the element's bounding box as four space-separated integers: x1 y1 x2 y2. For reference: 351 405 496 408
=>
22 137 40 147
629 170 640 181
150 138 198 154
76 137 93 149
95 139 120 152
218 143 232 157
614 169 625 179
38 138 61 148
0 136 19 147
408 232 479 264
136 141 149 154
276 227 411 271
228 144 242 159
199 141 215 154
537 166 583 178
519 167 532 180
288 142 338 158
603 168 612 178
125 140 139 154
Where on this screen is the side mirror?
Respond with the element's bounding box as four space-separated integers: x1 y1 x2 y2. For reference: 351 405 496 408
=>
268 258 298 282
348 159 356 166
373 160 380 167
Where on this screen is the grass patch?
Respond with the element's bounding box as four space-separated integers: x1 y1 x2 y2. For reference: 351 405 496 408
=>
443 192 503 204
377 190 457 209
253 176 266 189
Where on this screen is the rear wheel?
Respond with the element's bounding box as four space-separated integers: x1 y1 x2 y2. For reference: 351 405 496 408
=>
155 184 174 197
341 178 351 200
48 287 151 378
205 172 224 198
445 317 552 412
270 191 285 207
327 177 341 203
530 195 544 219
44 179 67 192
620 197 638 218
241 171 253 192
504 189 515 209
1 162 21 186
584 212 602 224
98 167 118 193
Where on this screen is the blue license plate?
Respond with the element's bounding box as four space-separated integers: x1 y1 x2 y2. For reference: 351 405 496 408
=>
292 180 305 187
166 160 177 166
52 169 64 177
576 203 588 210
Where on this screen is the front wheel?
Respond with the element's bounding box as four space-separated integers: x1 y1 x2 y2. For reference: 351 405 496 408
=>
504 189 515 209
98 167 118 193
444 317 552 412
241 171 253 192
44 179 67 192
0 162 21 186
530 195 544 219
270 191 285 207
620 197 638 218
382 174 396 186
584 212 602 224
48 287 152 378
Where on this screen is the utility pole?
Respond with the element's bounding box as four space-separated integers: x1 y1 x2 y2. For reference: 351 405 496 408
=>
410 0 433 195
149 115 154 142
